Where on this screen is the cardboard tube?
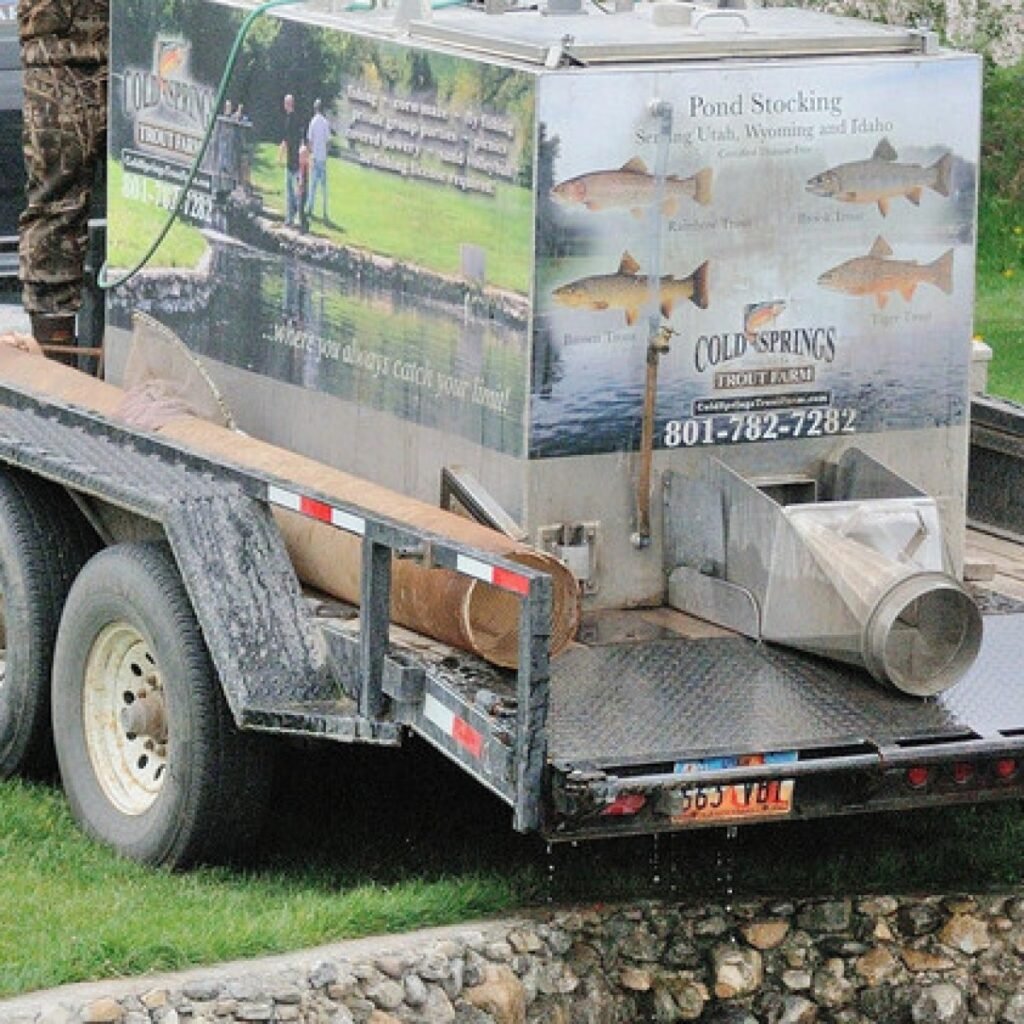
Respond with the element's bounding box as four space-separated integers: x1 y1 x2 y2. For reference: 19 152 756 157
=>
0 347 579 667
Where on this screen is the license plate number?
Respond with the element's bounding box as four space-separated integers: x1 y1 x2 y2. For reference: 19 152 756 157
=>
672 753 796 824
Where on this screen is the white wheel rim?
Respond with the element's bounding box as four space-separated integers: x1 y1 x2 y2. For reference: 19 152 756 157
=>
82 623 168 816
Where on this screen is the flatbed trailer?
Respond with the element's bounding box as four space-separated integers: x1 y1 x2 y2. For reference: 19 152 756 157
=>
1 0 1020 867
0 365 1023 865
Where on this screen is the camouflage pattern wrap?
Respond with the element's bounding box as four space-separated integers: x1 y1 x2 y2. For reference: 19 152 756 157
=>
18 0 108 315
18 0 109 67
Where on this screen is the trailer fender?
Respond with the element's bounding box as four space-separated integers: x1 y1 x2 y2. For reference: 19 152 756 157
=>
154 486 340 724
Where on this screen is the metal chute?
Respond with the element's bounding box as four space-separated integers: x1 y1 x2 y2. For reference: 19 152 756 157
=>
666 451 982 695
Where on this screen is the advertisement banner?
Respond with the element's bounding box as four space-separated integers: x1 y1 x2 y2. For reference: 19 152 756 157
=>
532 57 980 459
107 1 535 457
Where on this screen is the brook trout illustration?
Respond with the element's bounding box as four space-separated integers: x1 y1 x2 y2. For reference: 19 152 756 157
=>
552 252 710 325
806 139 953 217
743 300 787 341
817 237 954 308
552 158 713 216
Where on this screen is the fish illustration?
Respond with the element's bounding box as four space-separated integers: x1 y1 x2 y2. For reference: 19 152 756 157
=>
552 158 713 216
806 139 953 217
552 252 710 325
817 237 954 308
743 300 786 341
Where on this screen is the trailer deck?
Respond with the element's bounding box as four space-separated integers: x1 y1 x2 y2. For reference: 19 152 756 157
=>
1 367 1023 844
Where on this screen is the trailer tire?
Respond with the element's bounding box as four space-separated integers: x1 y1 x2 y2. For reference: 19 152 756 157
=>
52 542 270 868
0 469 99 779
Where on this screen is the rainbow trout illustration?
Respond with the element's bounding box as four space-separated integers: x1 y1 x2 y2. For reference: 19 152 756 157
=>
806 139 953 217
743 300 787 341
552 158 713 217
552 252 710 325
817 237 954 308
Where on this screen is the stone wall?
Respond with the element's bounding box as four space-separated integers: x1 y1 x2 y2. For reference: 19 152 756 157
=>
764 0 1024 64
7 893 1024 1024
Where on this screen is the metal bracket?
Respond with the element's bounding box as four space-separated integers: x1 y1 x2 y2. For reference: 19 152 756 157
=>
910 27 939 54
537 521 598 594
667 565 761 639
440 465 527 541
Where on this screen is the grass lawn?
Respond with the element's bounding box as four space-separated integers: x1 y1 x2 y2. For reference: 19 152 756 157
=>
976 269 1024 401
5 740 1024 999
105 160 209 272
250 145 533 294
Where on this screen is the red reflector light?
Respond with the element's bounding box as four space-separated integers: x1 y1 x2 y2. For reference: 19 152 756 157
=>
906 766 931 789
953 762 975 785
995 758 1018 780
601 793 646 817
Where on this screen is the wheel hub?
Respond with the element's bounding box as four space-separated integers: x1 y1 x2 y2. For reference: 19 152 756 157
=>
82 623 168 815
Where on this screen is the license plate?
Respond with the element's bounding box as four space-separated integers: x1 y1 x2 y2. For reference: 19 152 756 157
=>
671 752 797 824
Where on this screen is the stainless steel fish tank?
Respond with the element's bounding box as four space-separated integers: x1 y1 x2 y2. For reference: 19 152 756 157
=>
105 0 982 630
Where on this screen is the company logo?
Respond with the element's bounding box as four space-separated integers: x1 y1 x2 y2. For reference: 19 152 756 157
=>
694 326 838 375
122 38 215 161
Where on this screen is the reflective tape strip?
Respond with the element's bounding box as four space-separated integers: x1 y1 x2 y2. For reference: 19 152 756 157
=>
267 484 365 535
424 694 484 759
456 554 530 595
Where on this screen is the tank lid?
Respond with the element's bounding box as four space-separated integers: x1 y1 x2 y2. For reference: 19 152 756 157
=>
404 4 931 66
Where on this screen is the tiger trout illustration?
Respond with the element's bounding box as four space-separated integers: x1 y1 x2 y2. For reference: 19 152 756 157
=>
817 237 954 308
552 158 713 216
806 139 953 217
552 252 710 324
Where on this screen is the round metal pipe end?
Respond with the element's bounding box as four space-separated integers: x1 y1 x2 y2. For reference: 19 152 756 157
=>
863 572 983 697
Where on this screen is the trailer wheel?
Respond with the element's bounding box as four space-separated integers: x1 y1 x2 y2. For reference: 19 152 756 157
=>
52 542 270 868
0 470 98 778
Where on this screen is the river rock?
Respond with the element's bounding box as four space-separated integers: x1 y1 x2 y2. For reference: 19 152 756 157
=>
741 920 789 950
712 945 763 999
939 914 991 954
463 965 525 1024
911 982 967 1023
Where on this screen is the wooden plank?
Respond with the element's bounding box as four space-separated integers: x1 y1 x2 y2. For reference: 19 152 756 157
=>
967 529 1024 582
965 528 1024 602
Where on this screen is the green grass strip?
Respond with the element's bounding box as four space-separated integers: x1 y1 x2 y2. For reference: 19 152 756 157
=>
250 144 533 294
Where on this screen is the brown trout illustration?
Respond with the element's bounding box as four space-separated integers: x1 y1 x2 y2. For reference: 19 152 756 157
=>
817 237 954 308
806 139 953 217
552 252 710 324
743 300 787 341
552 158 713 216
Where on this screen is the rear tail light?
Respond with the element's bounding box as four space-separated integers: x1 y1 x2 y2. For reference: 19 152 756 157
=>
952 761 975 785
906 766 931 789
601 793 646 817
994 758 1019 781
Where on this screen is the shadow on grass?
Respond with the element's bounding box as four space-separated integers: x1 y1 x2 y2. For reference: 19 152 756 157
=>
252 737 1024 903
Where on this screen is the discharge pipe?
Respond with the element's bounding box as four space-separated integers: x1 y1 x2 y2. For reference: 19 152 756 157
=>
0 343 580 669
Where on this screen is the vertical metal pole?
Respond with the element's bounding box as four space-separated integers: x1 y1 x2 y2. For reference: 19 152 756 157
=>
512 573 552 832
359 533 391 718
633 100 674 549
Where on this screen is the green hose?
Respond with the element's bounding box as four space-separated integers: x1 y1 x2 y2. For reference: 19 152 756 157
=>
100 0 306 290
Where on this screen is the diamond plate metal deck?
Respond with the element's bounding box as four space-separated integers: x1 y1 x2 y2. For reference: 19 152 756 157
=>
548 613 1024 768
